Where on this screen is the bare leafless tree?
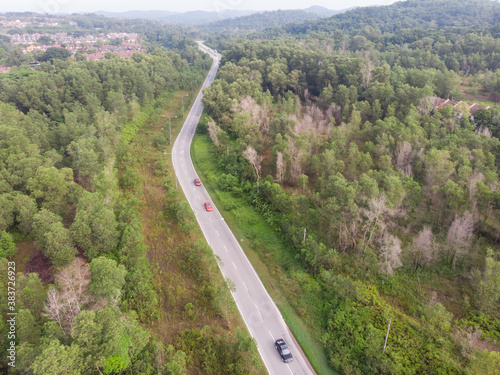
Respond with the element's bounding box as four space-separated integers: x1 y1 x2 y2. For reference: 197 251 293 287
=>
378 232 402 276
410 226 436 269
446 211 475 266
468 170 484 218
44 258 91 335
288 138 304 183
303 88 310 104
276 152 285 184
360 52 373 89
339 212 359 252
395 141 413 177
417 96 436 116
234 96 271 136
361 194 392 254
307 104 331 137
45 286 65 333
239 96 259 121
242 146 263 181
476 125 492 138
454 326 482 359
207 119 220 148
295 114 314 135
57 257 90 308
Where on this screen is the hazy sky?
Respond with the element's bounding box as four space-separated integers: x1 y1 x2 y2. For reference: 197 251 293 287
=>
1 0 398 14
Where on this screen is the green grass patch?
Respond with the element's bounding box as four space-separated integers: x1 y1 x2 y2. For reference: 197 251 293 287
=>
191 133 337 375
0 68 40 80
121 91 176 144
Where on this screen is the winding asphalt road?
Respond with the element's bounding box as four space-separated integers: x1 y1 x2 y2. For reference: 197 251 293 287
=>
171 42 315 375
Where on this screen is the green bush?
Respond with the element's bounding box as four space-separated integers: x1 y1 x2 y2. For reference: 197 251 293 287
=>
154 160 168 177
0 231 17 259
176 201 196 233
120 167 142 191
151 132 167 149
178 326 259 375
422 302 453 332
217 173 239 191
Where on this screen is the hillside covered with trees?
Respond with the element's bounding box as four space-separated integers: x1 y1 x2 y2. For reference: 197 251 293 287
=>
198 10 324 34
281 0 500 34
198 0 500 373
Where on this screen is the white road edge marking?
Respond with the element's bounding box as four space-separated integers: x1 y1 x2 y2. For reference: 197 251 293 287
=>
268 330 275 341
255 304 262 316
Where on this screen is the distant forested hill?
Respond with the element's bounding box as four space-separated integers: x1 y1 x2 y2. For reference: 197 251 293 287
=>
200 9 324 33
98 9 258 25
282 0 500 34
96 10 178 20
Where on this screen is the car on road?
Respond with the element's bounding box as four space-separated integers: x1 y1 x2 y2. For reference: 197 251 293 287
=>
204 202 213 211
275 339 293 363
194 178 201 186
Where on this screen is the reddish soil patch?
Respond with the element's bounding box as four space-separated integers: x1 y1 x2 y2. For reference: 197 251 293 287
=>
475 339 500 353
14 241 37 273
24 249 54 284
487 93 500 104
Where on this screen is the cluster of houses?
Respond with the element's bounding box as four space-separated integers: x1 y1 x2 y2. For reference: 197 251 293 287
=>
0 16 66 29
8 32 138 46
4 32 142 61
9 32 139 49
0 19 30 28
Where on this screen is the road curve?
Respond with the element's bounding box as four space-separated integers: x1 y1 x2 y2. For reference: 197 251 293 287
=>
172 41 315 375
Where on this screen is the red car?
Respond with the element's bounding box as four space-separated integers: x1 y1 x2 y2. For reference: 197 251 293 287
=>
194 178 201 186
204 202 213 211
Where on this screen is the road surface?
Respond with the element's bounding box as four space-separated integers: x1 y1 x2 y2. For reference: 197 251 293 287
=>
171 41 315 375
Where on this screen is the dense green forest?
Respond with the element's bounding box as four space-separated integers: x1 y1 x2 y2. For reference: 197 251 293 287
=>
206 0 500 80
2 0 500 374
198 0 500 373
280 0 500 34
200 0 500 39
0 16 264 374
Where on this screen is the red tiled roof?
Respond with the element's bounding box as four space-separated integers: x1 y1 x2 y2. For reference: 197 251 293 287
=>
0 65 12 73
434 97 491 115
116 50 139 58
434 98 459 110
469 103 490 115
86 52 106 61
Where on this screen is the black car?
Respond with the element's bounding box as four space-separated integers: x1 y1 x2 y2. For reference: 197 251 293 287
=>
275 339 293 363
